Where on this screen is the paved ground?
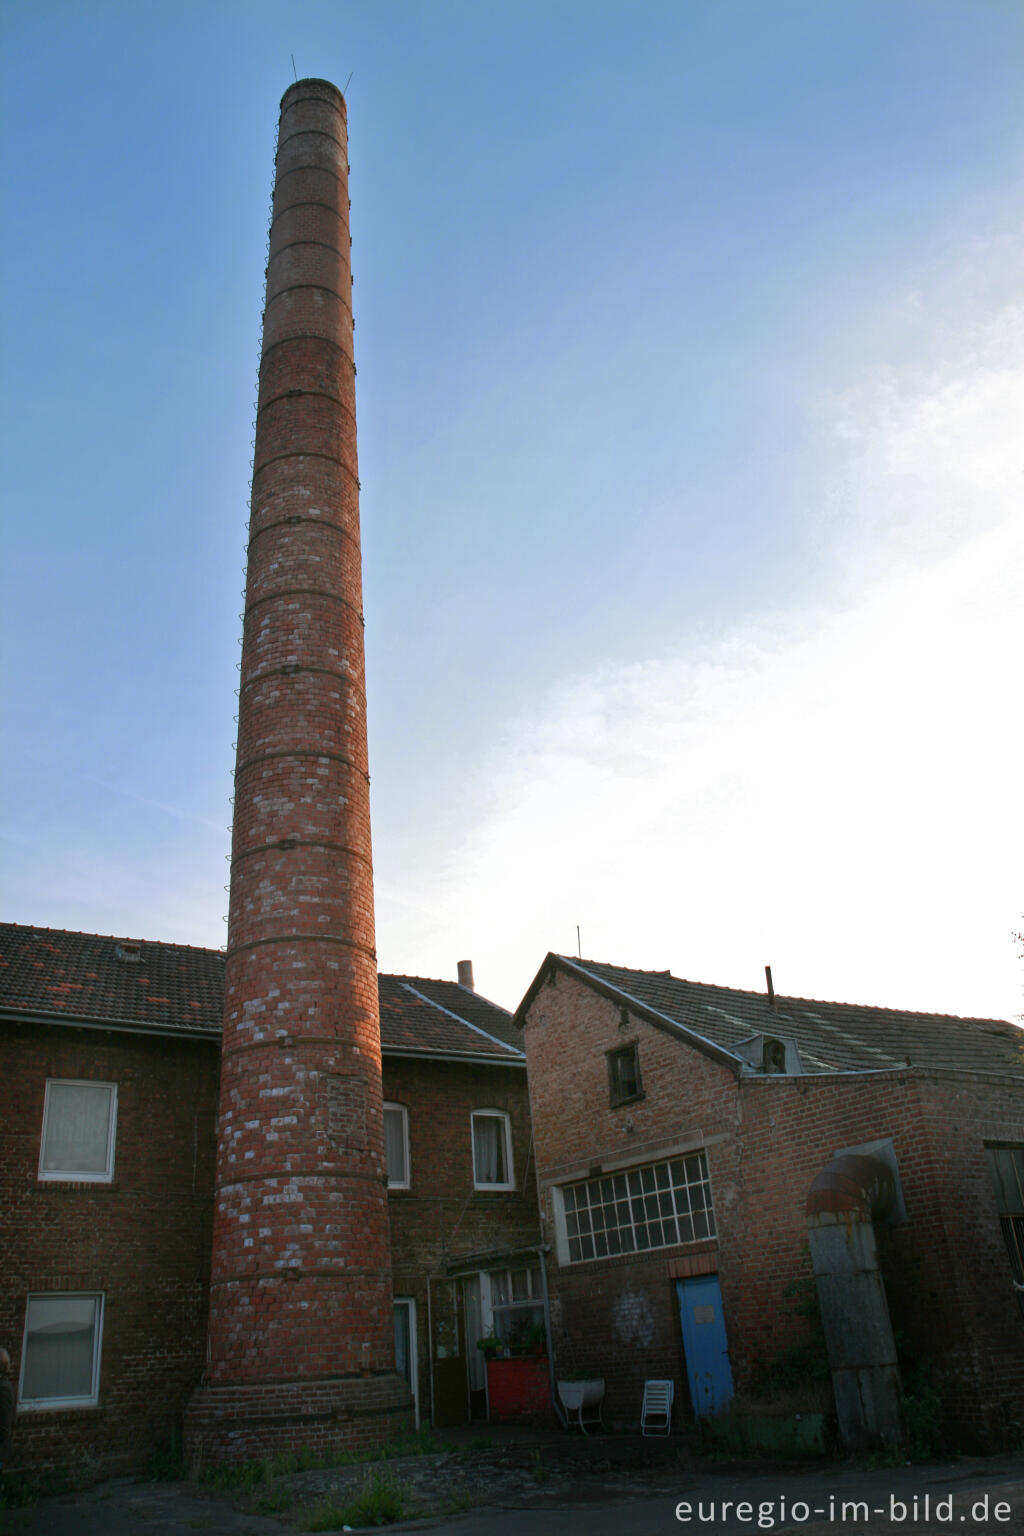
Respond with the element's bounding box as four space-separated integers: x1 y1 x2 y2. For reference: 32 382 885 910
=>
3 1426 1024 1535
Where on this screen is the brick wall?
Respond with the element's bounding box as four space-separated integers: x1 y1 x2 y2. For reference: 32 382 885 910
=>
209 76 399 1406
523 968 1024 1446
525 970 738 1421
0 1022 219 1478
383 1057 541 1421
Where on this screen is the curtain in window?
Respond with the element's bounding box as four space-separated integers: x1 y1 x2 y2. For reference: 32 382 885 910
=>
384 1108 407 1184
473 1116 504 1184
463 1276 486 1392
22 1296 98 1402
42 1083 111 1174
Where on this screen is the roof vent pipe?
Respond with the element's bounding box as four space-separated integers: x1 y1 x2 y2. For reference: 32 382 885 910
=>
457 960 475 991
765 965 775 1010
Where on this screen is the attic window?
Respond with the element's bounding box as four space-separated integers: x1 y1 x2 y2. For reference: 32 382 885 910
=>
763 1038 787 1074
114 942 141 964
608 1043 642 1107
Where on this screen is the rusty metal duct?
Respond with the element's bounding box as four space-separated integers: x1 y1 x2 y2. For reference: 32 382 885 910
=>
806 1151 904 1452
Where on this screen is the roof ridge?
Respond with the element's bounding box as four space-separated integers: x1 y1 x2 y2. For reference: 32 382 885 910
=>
568 956 1016 1028
0 921 224 957
397 982 523 1057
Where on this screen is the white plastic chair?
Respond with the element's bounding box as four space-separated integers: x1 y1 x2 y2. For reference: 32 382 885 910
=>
641 1378 674 1436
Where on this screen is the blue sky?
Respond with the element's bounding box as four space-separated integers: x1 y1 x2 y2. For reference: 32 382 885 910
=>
1 1 1022 1020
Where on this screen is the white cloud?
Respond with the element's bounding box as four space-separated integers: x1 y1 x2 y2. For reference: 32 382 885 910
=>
377 291 1024 1021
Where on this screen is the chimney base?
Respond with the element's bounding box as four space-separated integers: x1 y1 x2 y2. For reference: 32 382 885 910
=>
184 1373 412 1470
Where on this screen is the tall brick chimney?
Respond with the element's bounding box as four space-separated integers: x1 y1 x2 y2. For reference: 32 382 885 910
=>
187 79 411 1465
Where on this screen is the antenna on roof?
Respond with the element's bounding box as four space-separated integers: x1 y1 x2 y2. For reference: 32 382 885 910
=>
343 71 354 95
576 925 582 958
765 965 776 1011
291 54 298 82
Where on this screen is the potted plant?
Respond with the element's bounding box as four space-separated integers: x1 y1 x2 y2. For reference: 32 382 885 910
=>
476 1334 502 1361
524 1322 547 1357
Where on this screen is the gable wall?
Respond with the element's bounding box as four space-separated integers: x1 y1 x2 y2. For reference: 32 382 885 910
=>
524 969 739 1419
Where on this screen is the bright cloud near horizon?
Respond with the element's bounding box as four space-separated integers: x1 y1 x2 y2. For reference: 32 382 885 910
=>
1 2 1022 1026
374 273 1024 1020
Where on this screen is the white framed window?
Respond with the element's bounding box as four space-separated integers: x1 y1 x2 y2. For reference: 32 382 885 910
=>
383 1102 410 1189
19 1293 104 1410
489 1267 544 1349
559 1150 716 1264
38 1080 117 1183
471 1110 513 1190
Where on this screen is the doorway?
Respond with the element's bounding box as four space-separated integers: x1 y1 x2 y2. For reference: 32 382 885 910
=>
675 1274 734 1417
393 1297 419 1427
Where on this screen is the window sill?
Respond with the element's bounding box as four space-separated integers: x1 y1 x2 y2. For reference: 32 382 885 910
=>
35 1180 120 1192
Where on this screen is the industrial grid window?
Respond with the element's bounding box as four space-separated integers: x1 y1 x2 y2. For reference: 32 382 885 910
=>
562 1150 715 1263
986 1144 1024 1319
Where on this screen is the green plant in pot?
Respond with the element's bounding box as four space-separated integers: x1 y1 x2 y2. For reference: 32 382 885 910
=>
525 1322 547 1355
476 1335 502 1360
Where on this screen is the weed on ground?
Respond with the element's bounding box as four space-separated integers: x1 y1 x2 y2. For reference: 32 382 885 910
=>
300 1469 411 1529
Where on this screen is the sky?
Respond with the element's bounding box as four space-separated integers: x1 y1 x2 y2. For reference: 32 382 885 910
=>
1 1 1021 1022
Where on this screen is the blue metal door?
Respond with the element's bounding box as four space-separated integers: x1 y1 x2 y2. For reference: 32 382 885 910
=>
676 1275 734 1417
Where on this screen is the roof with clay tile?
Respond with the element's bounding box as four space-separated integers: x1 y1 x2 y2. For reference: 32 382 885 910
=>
0 923 522 1063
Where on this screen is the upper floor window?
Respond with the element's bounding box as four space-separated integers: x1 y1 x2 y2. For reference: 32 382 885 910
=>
38 1080 117 1183
471 1110 513 1190
986 1144 1024 1318
383 1102 410 1189
561 1149 715 1263
19 1293 104 1410
607 1042 642 1106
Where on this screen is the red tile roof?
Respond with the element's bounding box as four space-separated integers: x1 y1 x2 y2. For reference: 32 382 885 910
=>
516 953 1024 1078
0 924 522 1064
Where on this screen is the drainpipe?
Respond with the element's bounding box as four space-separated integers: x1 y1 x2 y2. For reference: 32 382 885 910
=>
537 1245 569 1429
806 1152 903 1452
426 1275 436 1429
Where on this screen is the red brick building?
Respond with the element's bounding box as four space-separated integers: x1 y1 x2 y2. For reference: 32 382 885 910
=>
0 924 540 1478
515 954 1024 1450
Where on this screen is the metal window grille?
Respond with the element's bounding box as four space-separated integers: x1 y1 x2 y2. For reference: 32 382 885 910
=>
562 1150 715 1263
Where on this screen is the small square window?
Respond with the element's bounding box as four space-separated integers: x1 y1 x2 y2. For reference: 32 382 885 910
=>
383 1103 410 1189
39 1081 117 1183
608 1044 642 1107
19 1293 104 1409
471 1111 513 1190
